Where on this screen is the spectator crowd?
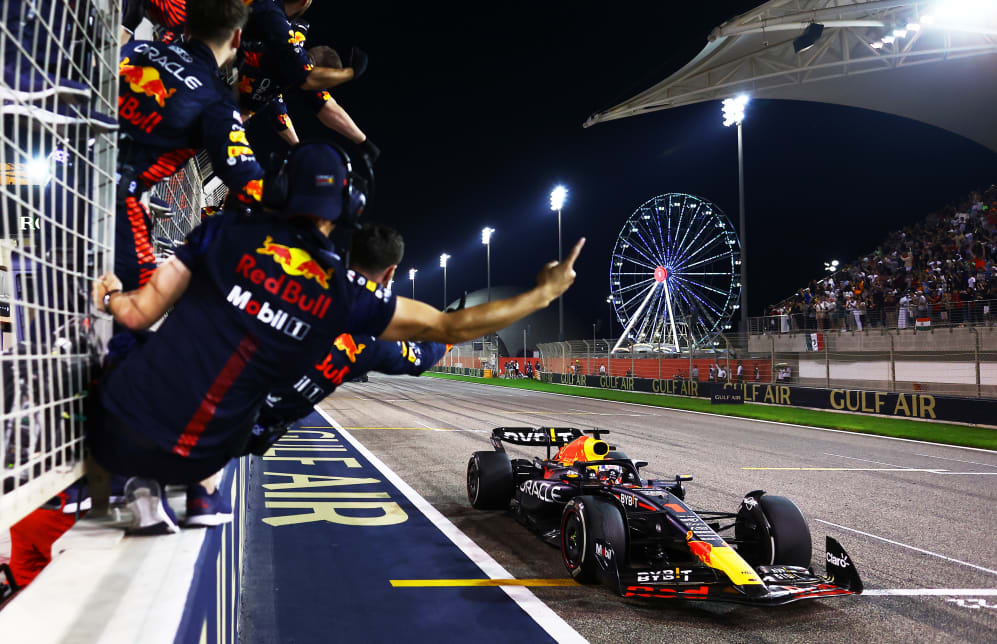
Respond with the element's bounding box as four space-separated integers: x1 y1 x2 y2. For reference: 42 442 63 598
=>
764 185 997 332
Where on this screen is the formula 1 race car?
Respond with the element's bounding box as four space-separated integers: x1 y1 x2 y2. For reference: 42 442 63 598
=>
466 427 863 605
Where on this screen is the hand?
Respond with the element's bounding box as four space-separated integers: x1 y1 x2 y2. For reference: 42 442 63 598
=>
346 46 368 79
360 138 380 166
536 237 585 302
92 272 123 312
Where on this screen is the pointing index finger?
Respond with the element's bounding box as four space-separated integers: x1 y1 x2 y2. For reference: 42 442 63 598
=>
564 237 585 267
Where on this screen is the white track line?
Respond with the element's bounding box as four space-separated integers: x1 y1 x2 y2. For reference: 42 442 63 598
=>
315 408 586 644
824 453 946 472
914 454 997 469
864 589 997 596
816 519 997 577
432 377 997 454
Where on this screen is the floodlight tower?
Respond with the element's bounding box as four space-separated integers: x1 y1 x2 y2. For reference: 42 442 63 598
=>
481 227 494 302
440 253 450 308
722 95 749 335
408 268 417 298
550 185 567 340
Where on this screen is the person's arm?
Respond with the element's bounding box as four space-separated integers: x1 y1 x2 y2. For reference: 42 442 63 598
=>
378 238 585 343
300 66 354 91
92 257 192 330
315 96 365 144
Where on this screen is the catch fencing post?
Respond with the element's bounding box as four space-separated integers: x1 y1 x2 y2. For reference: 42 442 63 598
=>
889 332 896 392
824 335 830 388
973 327 981 398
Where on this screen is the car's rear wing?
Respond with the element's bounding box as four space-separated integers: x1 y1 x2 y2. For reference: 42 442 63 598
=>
490 427 583 456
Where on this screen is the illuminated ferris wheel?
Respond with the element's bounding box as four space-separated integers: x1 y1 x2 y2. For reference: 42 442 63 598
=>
609 193 741 352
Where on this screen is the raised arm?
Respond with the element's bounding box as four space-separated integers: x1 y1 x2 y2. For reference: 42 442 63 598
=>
378 238 585 343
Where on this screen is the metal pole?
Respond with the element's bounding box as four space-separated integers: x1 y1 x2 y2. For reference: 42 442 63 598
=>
443 265 447 309
411 276 415 299
558 207 564 341
824 334 830 388
737 122 748 335
486 241 491 303
889 332 895 392
973 327 981 398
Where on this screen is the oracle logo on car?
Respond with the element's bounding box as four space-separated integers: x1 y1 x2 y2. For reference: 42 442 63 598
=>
520 480 562 503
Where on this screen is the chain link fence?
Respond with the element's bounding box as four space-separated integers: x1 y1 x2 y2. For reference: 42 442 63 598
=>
750 298 997 334
1 0 122 532
537 327 997 399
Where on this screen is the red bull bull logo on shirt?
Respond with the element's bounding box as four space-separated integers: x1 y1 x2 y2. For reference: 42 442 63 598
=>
334 334 366 362
120 57 177 108
256 236 334 289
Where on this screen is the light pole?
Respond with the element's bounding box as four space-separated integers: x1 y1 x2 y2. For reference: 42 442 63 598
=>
408 267 417 299
481 227 494 302
440 253 450 308
550 185 567 340
606 294 614 340
723 95 749 335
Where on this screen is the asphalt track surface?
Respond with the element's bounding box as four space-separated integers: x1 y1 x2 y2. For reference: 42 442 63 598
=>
319 374 997 643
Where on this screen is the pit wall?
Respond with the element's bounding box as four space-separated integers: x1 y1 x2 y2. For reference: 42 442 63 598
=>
538 372 997 426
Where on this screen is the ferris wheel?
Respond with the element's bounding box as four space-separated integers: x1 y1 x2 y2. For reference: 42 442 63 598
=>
609 193 741 352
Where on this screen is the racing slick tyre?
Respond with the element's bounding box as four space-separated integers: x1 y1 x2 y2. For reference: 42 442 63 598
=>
735 494 812 568
467 451 514 510
560 496 626 585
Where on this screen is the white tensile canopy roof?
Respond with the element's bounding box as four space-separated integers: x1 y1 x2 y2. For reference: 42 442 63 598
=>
584 0 997 152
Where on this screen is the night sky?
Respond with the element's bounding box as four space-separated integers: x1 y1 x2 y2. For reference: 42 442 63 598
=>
258 1 997 340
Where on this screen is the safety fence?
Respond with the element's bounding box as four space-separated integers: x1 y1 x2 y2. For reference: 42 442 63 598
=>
0 0 121 533
433 338 499 374
750 298 997 334
538 327 997 399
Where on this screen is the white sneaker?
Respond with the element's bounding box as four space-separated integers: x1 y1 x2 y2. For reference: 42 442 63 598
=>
125 478 179 535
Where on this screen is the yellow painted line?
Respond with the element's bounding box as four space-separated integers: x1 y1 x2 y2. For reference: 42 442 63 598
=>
743 467 943 472
343 426 455 431
298 426 334 428
390 578 580 588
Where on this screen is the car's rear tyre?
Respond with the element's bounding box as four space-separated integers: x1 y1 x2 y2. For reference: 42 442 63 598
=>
467 451 513 510
735 494 812 567
560 496 626 584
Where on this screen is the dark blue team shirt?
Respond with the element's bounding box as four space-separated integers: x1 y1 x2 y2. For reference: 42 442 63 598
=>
117 39 263 202
260 336 450 426
102 211 396 459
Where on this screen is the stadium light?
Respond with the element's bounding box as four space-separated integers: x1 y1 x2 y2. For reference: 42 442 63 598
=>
549 186 568 340
482 227 494 302
26 157 49 183
408 268 417 298
440 253 450 308
722 95 750 333
550 185 567 212
793 22 824 53
721 95 748 127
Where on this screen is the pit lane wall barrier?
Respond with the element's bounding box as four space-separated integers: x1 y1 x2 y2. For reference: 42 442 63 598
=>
539 372 997 426
173 457 249 644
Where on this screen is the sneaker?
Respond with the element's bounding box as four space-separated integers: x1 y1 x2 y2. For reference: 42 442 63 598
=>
185 484 233 527
124 478 179 535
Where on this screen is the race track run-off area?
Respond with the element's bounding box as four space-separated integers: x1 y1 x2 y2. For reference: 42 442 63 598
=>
242 375 997 643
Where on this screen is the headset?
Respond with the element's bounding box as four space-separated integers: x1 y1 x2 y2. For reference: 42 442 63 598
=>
261 140 371 230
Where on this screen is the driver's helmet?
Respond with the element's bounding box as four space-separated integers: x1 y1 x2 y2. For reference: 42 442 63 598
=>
596 463 623 484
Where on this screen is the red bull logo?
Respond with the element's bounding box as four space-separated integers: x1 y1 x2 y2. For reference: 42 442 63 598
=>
120 57 176 108
243 50 262 68
243 179 263 202
238 75 255 94
288 29 306 45
334 334 366 363
686 531 713 565
257 236 334 289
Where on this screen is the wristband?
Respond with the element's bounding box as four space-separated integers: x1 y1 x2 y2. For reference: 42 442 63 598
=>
102 289 121 313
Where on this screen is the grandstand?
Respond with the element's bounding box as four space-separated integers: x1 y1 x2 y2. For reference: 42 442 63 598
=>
757 184 997 333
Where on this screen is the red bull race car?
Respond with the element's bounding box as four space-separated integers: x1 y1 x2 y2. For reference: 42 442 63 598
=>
466 427 863 605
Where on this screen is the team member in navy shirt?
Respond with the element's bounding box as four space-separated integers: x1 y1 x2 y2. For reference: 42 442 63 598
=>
116 0 265 291
91 143 585 530
251 224 449 453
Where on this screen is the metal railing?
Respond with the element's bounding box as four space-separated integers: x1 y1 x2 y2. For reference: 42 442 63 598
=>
432 339 499 375
538 328 997 399
1 0 121 533
751 298 997 335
